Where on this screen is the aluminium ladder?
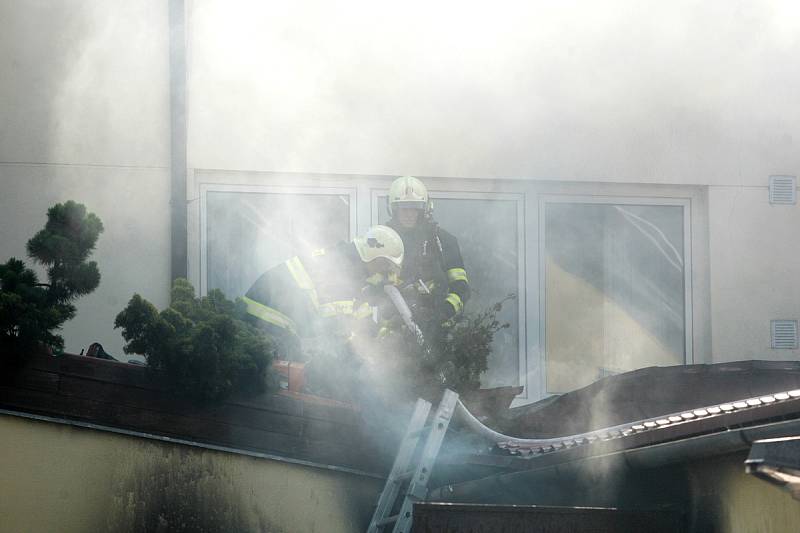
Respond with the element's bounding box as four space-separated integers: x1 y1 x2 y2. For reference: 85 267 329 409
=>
366 389 459 533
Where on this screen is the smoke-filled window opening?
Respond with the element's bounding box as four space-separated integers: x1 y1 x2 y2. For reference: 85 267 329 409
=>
541 197 691 395
201 184 355 298
190 175 706 405
373 190 527 392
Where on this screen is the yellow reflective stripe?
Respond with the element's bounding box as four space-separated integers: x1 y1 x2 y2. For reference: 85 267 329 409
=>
242 296 297 333
447 267 468 284
318 300 373 319
286 256 314 290
319 299 355 317
366 272 400 287
365 273 384 286
286 256 320 309
353 302 373 319
445 292 463 314
311 248 326 257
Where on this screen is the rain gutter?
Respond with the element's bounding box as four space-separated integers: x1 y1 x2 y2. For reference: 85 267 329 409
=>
169 0 188 281
431 417 800 504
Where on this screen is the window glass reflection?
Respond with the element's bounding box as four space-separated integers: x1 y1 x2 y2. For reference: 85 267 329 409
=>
207 191 351 298
545 203 685 393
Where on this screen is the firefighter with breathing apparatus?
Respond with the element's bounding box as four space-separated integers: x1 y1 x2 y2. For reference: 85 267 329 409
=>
385 176 470 332
243 225 404 355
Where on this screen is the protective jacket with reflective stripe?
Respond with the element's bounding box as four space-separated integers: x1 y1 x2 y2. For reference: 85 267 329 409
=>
244 241 371 338
387 219 470 317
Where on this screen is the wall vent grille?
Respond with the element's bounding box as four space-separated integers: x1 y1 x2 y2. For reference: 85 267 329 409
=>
771 320 799 349
769 175 797 205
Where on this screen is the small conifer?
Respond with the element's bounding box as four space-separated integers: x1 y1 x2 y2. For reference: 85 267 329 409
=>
0 201 103 357
114 279 274 403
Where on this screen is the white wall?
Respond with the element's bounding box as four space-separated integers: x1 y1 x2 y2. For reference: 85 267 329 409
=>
709 186 800 361
0 1 171 355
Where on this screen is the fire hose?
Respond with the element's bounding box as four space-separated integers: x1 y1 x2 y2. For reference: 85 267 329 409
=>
383 284 426 346
454 390 800 457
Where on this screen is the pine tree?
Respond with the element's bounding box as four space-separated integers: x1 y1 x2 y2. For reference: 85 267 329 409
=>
0 201 103 358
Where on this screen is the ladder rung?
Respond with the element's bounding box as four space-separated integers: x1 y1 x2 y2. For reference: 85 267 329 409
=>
367 391 459 533
392 468 415 483
375 514 398 527
407 424 431 439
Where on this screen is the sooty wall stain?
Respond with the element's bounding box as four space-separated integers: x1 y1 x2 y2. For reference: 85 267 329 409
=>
105 447 281 533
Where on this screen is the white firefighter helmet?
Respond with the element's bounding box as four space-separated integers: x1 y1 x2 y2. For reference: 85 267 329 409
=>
387 176 432 217
354 225 404 268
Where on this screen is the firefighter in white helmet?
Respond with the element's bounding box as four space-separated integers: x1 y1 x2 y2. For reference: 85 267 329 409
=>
386 176 470 324
243 225 403 345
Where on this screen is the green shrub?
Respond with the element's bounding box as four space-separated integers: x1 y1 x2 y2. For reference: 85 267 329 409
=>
396 295 513 398
114 279 274 403
304 295 513 403
0 201 103 357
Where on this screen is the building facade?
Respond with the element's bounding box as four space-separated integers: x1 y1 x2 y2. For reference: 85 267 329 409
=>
1 1 798 403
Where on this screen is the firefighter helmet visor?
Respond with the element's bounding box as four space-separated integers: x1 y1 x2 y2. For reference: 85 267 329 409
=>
354 225 404 268
387 176 432 216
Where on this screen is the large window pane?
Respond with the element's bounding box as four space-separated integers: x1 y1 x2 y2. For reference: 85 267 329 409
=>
377 196 521 388
207 191 351 298
544 202 685 394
